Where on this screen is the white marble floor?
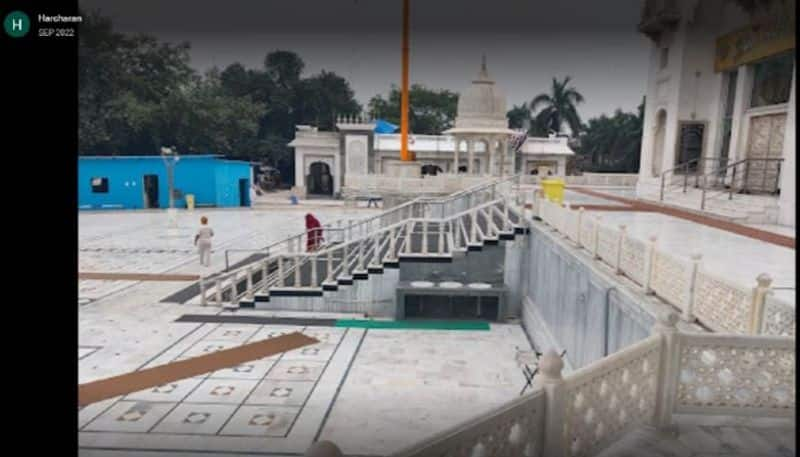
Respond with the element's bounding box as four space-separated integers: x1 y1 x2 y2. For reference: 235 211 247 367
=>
78 207 377 302
317 324 532 456
79 304 533 456
597 415 796 457
587 210 796 303
562 189 630 207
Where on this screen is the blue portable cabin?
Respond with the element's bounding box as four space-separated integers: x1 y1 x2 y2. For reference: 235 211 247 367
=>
78 155 254 210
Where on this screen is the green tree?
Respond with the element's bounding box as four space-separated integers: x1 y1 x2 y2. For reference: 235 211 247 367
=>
506 103 552 137
368 84 458 135
78 9 194 155
577 97 644 173
530 76 585 137
297 70 361 131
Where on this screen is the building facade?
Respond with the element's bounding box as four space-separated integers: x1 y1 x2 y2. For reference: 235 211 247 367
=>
636 0 795 226
290 60 575 197
78 155 253 210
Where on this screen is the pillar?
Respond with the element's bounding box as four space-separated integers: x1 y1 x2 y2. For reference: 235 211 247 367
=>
453 138 460 174
778 62 796 226
498 138 505 176
467 139 474 175
485 139 497 176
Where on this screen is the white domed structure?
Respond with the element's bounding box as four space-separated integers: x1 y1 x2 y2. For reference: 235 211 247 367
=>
453 58 509 130
444 56 515 176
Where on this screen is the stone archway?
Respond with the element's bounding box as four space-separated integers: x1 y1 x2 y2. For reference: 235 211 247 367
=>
307 162 333 196
652 109 667 177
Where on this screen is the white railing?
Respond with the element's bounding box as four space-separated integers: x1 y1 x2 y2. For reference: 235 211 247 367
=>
673 332 795 417
531 196 795 337
199 176 523 305
305 312 793 457
201 197 525 305
390 391 546 457
520 173 638 187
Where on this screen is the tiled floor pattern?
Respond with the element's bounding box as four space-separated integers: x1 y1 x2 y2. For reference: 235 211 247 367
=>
79 323 356 453
81 324 339 434
79 317 536 456
78 208 377 301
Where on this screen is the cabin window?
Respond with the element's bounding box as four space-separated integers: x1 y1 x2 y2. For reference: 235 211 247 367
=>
91 177 109 193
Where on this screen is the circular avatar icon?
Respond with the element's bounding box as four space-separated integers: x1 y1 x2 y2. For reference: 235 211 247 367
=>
4 11 30 38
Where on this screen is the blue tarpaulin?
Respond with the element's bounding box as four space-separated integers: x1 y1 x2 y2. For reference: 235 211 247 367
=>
374 119 399 133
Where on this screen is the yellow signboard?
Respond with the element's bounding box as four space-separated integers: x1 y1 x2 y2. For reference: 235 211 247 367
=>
715 8 795 72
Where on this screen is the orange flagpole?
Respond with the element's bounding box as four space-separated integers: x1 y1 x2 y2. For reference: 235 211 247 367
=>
400 0 411 161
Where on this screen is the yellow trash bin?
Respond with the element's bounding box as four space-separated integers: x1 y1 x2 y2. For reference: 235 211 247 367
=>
186 194 195 210
541 179 565 204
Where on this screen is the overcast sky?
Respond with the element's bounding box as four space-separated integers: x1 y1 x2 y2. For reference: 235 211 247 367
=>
79 0 652 119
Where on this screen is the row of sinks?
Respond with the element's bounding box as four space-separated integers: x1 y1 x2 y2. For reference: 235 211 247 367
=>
409 281 492 289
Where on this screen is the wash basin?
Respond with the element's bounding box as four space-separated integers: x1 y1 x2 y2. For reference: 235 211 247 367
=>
438 281 463 288
410 281 435 288
467 282 492 289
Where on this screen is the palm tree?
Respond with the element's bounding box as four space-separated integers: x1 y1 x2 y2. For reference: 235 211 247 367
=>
530 76 585 137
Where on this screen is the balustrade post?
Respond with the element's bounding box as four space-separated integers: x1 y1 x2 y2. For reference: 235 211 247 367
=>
749 273 773 334
437 222 445 253
504 198 511 231
388 227 397 261
229 272 238 302
682 253 702 322
294 257 301 287
326 250 334 282
536 350 567 457
261 260 268 288
576 207 585 248
374 233 382 265
615 224 627 274
422 220 429 254
649 311 680 435
470 210 478 243
561 202 570 236
643 235 658 294
246 266 254 299
311 256 318 287
277 257 285 286
199 277 207 306
215 278 222 305
403 222 412 254
358 239 366 270
591 215 601 259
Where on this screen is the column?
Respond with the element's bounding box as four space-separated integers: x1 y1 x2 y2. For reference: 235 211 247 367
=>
728 65 751 163
778 62 796 226
467 138 474 175
508 139 515 175
488 139 495 176
453 138 460 174
497 138 504 176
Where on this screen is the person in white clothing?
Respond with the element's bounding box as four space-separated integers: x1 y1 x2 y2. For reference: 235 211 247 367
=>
194 216 214 267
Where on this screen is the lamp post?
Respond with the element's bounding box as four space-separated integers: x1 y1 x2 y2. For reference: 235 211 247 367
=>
160 146 180 230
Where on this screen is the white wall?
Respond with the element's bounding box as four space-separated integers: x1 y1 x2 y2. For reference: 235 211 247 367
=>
778 65 796 226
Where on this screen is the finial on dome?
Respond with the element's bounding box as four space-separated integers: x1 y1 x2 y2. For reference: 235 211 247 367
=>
479 54 489 79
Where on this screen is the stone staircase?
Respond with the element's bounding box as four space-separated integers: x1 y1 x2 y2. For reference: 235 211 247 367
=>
194 176 530 314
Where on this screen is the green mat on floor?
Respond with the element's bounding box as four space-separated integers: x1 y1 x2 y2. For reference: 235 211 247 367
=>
334 319 490 330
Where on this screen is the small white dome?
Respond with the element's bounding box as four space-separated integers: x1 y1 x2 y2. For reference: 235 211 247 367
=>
454 57 508 130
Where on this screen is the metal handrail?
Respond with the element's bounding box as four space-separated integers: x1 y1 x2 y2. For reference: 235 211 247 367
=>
659 157 727 201
700 158 784 210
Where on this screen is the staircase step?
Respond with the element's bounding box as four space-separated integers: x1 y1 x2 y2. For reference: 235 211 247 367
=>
269 288 323 297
